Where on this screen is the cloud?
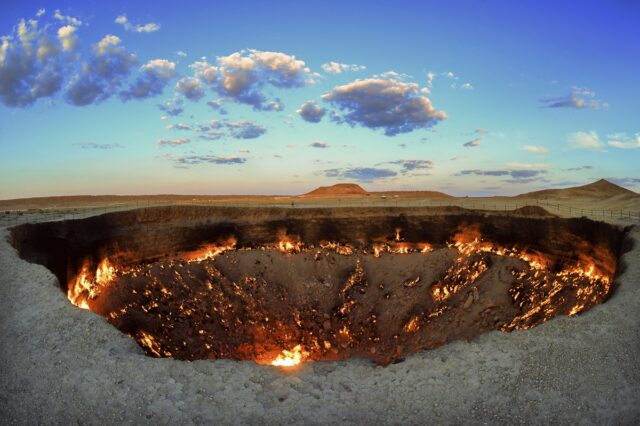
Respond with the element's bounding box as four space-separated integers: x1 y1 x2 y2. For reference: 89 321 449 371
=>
523 145 548 154
386 160 433 174
158 95 184 116
321 78 446 136
457 164 547 181
66 34 137 106
180 49 313 111
57 25 78 51
195 120 266 140
225 120 266 139
460 82 474 90
607 132 640 149
120 58 176 101
114 15 160 33
297 100 326 123
463 139 481 148
167 123 190 130
173 155 246 165
176 50 187 57
321 61 366 74
310 141 330 148
0 18 68 107
215 49 311 108
176 76 205 100
76 142 123 149
426 71 435 87
562 165 593 171
568 131 604 150
324 167 397 182
608 177 640 187
474 128 488 135
36 9 46 17
156 138 190 147
539 87 607 109
54 10 82 26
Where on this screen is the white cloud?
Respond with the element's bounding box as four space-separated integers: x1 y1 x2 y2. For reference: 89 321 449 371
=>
176 77 205 100
66 35 137 106
114 14 160 33
426 71 435 87
57 25 78 51
523 145 548 154
568 131 604 150
54 10 82 26
321 61 366 74
607 132 640 149
0 19 65 106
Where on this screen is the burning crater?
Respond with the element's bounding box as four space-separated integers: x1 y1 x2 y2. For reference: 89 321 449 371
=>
10 206 627 367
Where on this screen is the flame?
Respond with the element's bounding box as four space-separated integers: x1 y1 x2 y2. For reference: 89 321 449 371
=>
395 228 402 241
68 258 118 309
277 239 303 253
271 344 308 367
183 237 237 261
319 241 354 255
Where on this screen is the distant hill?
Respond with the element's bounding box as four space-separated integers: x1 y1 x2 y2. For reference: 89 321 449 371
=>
518 179 638 199
303 183 368 197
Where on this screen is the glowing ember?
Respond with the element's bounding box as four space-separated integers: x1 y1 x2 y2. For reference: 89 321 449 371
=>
271 345 308 367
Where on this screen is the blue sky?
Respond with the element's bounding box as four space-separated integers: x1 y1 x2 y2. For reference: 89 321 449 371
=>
1 0 639 198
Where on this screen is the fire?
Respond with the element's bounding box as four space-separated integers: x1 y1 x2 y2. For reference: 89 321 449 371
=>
64 224 616 366
271 344 308 367
183 237 237 261
277 239 303 253
67 258 118 309
319 241 354 255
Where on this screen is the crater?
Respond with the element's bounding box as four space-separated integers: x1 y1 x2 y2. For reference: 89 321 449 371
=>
10 206 627 367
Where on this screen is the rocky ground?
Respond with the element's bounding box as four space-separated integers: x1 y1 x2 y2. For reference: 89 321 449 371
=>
0 209 639 424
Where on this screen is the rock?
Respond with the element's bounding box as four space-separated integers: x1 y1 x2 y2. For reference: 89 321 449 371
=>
463 293 474 309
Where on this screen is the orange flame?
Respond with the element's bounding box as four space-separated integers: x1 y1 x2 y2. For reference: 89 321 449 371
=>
271 344 308 367
182 237 237 261
68 258 118 309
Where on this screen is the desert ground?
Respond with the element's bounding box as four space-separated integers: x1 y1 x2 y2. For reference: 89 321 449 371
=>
0 180 639 424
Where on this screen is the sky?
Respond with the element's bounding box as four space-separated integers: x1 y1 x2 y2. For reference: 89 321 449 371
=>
1 0 639 199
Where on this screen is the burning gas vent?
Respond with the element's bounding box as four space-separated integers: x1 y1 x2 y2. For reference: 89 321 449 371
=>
10 206 625 367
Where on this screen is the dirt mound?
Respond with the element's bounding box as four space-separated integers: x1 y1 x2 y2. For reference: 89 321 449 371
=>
303 183 368 197
519 179 637 199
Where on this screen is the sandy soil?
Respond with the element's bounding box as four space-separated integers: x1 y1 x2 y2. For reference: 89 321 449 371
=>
1 203 639 424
